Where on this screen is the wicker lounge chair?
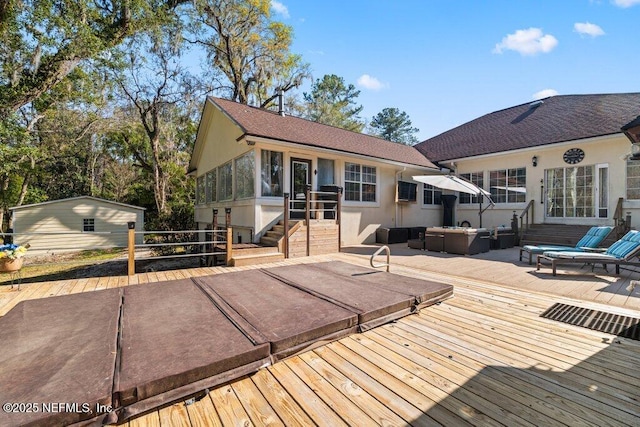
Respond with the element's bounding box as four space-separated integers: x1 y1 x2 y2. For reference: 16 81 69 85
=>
536 230 640 276
519 226 613 265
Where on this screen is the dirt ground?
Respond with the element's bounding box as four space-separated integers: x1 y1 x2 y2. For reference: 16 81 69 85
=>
3 251 201 285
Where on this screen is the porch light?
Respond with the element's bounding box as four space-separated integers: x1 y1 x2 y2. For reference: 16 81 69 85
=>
532 156 538 167
632 143 640 161
622 115 640 160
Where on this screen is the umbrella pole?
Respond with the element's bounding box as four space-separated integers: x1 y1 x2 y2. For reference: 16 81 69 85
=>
479 199 482 228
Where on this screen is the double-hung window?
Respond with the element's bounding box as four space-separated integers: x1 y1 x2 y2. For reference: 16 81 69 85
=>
423 184 442 205
490 168 526 203
83 218 95 232
345 162 376 202
459 172 484 204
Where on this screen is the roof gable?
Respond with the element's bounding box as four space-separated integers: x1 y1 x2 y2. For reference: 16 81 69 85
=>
191 97 437 169
11 196 145 211
415 93 640 162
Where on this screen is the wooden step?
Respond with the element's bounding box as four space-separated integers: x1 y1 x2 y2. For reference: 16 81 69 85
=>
260 236 281 247
230 252 285 267
264 230 284 239
233 246 280 256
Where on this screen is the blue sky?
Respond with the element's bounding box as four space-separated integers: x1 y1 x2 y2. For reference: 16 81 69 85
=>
270 0 640 141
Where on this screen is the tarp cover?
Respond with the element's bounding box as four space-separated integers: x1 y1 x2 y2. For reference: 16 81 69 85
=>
308 261 454 309
193 270 358 360
263 264 417 331
0 261 454 425
0 289 123 427
114 279 271 420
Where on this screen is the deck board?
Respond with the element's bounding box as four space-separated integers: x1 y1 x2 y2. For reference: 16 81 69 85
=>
1 251 639 426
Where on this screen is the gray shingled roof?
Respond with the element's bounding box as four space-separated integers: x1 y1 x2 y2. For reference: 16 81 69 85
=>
209 97 438 169
415 93 640 162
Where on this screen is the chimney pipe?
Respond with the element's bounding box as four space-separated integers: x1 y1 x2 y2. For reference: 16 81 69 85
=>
277 88 285 116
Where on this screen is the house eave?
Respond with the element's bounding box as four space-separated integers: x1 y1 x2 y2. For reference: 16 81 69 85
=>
437 132 625 165
240 134 439 171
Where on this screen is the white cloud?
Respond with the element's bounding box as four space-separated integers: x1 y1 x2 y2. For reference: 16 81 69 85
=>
493 28 558 56
574 22 605 37
533 89 559 100
613 0 640 7
271 1 290 18
357 74 387 91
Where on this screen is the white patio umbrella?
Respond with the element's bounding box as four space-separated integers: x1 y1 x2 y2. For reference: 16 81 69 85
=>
412 175 494 227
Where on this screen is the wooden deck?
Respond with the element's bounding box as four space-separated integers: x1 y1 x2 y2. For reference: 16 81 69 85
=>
1 250 639 426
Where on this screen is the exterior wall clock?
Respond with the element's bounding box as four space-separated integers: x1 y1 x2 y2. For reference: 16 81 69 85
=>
563 148 585 164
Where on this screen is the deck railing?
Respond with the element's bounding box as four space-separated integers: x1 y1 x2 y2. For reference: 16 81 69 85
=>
284 186 342 257
613 197 631 239
1 224 233 278
516 199 535 242
127 222 232 276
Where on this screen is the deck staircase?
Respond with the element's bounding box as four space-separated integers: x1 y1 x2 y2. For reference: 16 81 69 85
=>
229 218 340 266
259 220 300 250
229 244 284 267
227 220 297 267
519 224 617 248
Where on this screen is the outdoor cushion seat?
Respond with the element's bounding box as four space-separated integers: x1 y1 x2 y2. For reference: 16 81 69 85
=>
442 227 491 255
519 226 612 264
0 289 123 427
408 238 425 250
376 227 409 244
424 230 445 252
537 230 640 276
193 270 358 361
490 226 515 249
264 264 416 331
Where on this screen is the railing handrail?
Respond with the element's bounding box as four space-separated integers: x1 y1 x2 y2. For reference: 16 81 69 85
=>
519 200 535 219
127 224 233 275
370 245 390 272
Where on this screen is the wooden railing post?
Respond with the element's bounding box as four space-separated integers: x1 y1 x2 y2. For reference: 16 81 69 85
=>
305 185 311 256
225 207 231 229
283 193 290 258
337 187 343 252
127 222 136 276
226 227 233 266
212 209 219 246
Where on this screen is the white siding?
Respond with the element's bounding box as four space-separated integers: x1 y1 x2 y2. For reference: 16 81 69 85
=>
12 198 144 254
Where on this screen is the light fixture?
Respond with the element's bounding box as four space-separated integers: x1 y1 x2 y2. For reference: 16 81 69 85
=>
246 140 255 146
622 116 640 160
632 143 640 161
532 155 538 167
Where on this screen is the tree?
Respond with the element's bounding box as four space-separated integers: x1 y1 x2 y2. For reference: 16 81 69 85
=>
193 0 310 108
303 74 365 132
369 107 419 145
0 0 190 117
109 29 200 218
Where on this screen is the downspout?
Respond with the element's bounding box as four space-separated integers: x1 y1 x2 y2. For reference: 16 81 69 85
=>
395 167 406 227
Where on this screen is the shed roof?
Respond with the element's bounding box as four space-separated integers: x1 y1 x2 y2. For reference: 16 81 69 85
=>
199 97 438 169
10 196 146 211
415 93 640 162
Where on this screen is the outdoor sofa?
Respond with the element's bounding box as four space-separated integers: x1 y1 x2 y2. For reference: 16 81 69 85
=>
536 229 640 276
519 226 613 265
490 226 516 250
424 226 491 255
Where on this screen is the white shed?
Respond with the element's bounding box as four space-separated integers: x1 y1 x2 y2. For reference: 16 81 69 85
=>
10 196 145 254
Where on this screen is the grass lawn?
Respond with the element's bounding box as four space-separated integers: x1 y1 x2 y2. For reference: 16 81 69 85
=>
0 248 128 285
